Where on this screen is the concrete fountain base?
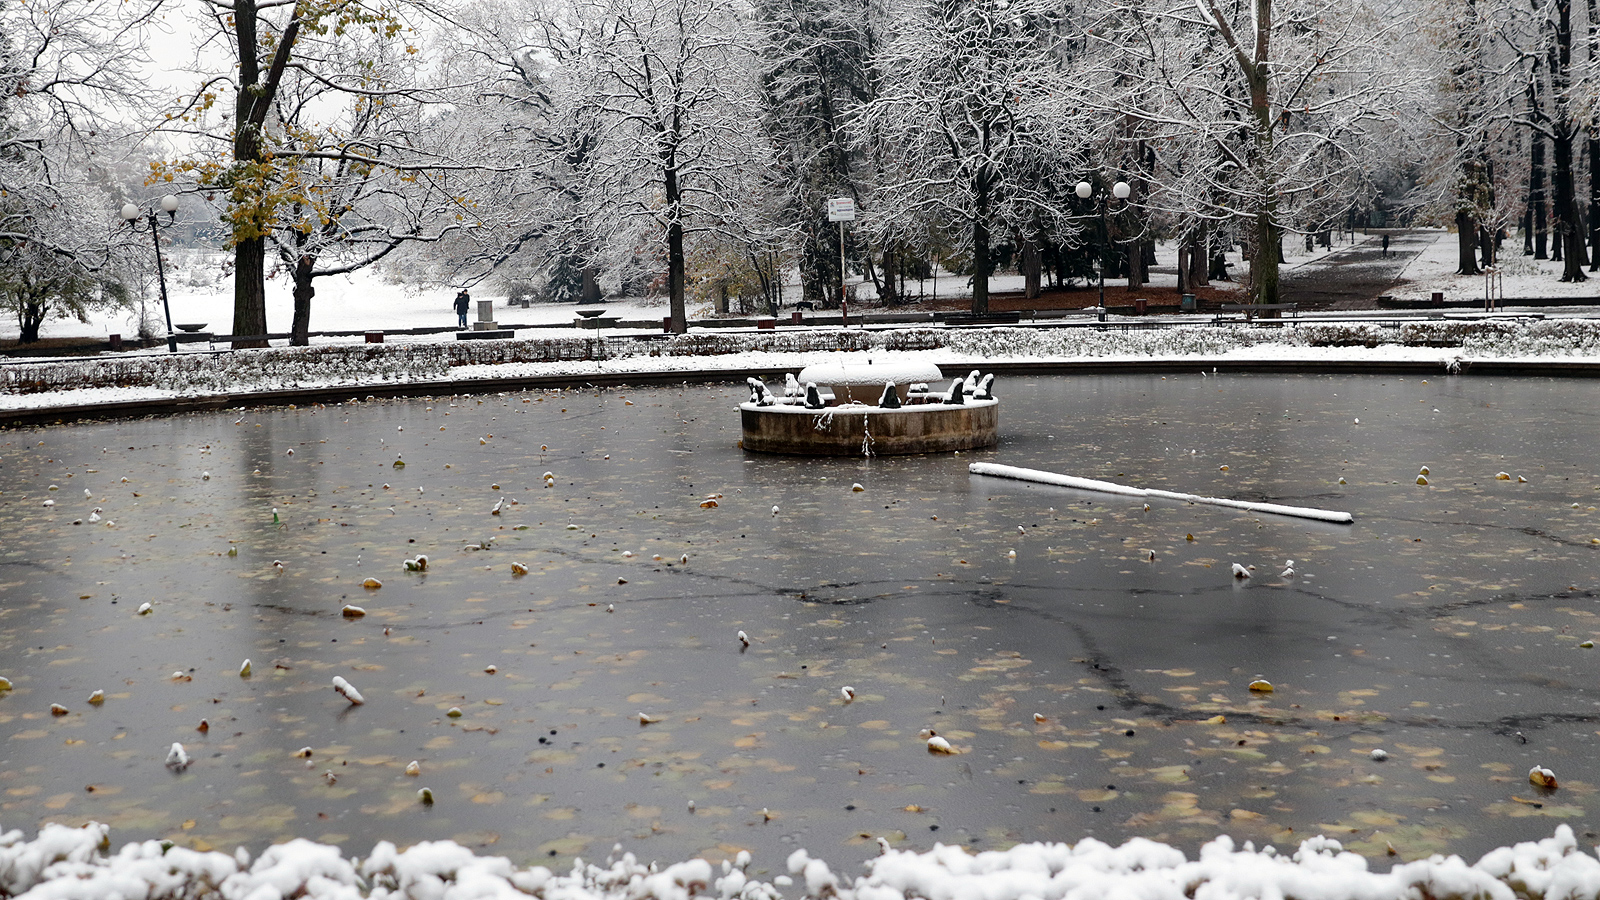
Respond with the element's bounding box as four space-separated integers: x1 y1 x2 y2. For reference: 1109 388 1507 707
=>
740 399 998 456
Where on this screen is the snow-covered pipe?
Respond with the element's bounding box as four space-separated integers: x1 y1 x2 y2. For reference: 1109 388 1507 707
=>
970 462 1354 524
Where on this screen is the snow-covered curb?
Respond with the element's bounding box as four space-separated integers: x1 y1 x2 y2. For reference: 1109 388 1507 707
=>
6 821 1600 900
5 320 1600 413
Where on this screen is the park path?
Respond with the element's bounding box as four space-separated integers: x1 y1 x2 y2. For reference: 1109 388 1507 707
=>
1280 228 1438 308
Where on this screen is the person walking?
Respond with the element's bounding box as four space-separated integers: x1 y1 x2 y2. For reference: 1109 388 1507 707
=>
1380 234 1390 257
454 289 471 329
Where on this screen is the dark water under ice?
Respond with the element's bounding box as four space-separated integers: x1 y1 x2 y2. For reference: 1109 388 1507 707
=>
2 372 1598 874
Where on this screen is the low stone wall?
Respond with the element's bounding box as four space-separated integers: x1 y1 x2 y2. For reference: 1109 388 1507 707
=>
740 400 999 456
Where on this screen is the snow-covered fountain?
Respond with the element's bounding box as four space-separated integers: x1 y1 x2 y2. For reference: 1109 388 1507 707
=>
740 360 998 456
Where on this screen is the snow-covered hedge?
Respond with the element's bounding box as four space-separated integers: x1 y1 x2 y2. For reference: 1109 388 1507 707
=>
5 821 1600 900
6 320 1600 398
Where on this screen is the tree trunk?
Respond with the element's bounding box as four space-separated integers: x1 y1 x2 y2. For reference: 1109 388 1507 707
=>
799 228 829 308
581 267 601 304
1588 136 1600 270
1552 124 1589 280
1189 233 1209 287
290 255 314 346
1020 234 1041 299
232 236 269 346
1209 241 1230 281
1253 213 1281 305
230 0 271 349
1586 0 1600 269
881 247 900 305
971 176 990 315
665 161 687 331
19 297 43 343
1532 126 1549 258
1551 0 1589 280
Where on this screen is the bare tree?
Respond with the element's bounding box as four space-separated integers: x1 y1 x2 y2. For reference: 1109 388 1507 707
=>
1104 0 1410 304
518 0 768 333
858 0 1085 314
0 0 166 341
162 0 479 346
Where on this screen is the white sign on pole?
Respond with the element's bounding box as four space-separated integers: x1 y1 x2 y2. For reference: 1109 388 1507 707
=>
827 197 856 222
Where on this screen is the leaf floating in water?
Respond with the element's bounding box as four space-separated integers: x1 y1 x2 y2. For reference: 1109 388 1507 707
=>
137 603 153 616
393 457 406 468
239 659 251 677
197 719 209 733
0 677 11 691
484 665 497 674
1204 715 1226 724
165 743 190 770
447 707 463 718
1529 766 1558 789
1416 475 1429 485
510 562 529 576
638 712 660 725
852 483 864 492
332 676 364 705
699 499 718 508
87 690 104 705
404 555 429 571
1496 472 1511 480
405 760 422 776
1033 713 1047 723
361 578 383 590
50 703 69 716
1248 679 1274 693
294 747 314 758
342 605 366 617
418 787 434 805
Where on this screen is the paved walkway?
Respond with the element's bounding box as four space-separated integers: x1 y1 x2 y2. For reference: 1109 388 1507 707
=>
1280 229 1436 308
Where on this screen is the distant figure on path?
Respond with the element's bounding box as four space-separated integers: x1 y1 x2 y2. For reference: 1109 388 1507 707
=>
1381 234 1390 257
454 289 471 328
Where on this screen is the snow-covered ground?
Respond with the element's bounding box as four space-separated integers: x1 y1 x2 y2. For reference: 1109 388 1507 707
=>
1397 230 1600 301
4 817 1600 900
13 229 1599 344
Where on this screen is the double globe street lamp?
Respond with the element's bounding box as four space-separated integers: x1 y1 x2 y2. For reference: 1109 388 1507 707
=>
1075 179 1130 312
120 194 180 353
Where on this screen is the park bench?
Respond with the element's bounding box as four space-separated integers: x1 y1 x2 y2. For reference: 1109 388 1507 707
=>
208 333 293 348
1215 302 1298 323
943 311 1023 326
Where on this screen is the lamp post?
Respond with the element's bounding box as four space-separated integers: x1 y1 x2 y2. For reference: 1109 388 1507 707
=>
1075 180 1130 313
121 195 180 353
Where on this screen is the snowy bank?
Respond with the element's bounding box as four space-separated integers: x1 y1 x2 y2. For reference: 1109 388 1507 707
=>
5 319 1600 413
6 821 1600 900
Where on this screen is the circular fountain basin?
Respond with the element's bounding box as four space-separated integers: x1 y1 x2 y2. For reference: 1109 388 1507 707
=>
797 359 945 404
741 398 998 456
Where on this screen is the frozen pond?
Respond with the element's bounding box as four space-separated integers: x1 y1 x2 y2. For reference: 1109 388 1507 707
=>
2 373 1598 874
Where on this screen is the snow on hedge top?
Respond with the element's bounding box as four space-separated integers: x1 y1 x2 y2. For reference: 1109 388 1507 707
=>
797 359 943 387
7 821 1600 900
